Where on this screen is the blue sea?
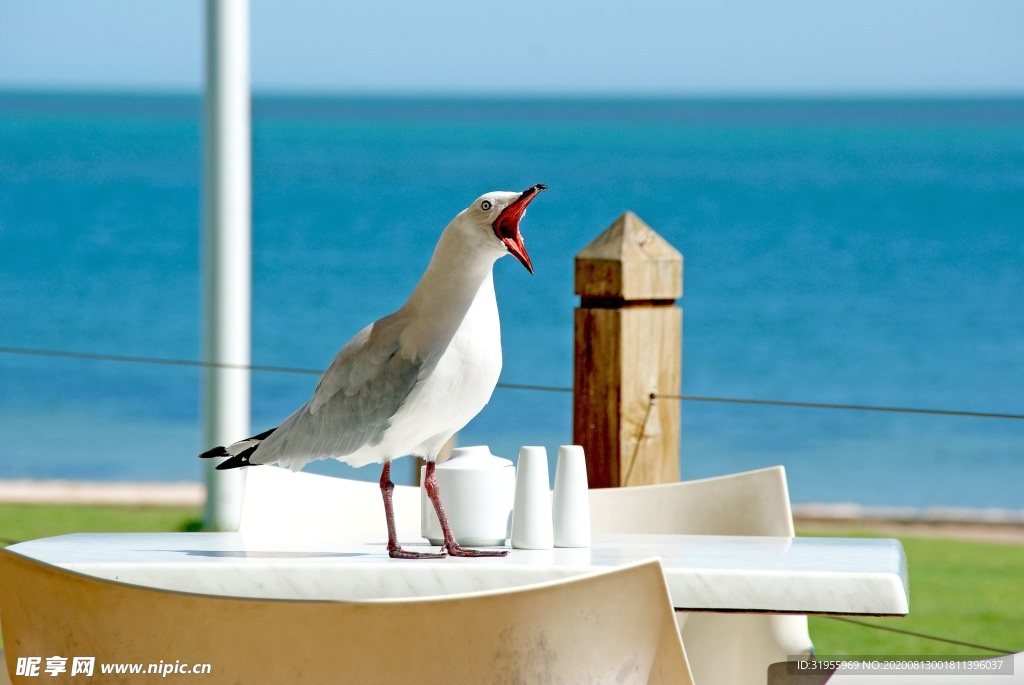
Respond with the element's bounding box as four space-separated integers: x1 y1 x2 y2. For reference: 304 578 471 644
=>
1 92 1022 509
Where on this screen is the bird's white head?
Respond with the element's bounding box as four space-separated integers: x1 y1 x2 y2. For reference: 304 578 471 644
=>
457 184 547 274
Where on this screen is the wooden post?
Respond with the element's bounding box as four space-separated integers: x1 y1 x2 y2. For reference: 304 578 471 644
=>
573 212 683 488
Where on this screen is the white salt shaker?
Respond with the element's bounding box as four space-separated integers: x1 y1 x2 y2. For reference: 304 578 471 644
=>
553 445 591 548
511 446 554 549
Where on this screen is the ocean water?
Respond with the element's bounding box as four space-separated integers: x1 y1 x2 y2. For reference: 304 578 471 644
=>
1 93 1022 508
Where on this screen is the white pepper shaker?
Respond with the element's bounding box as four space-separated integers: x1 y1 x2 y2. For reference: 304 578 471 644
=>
511 446 554 550
553 445 591 548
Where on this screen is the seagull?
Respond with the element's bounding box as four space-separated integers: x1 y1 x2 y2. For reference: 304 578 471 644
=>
200 184 546 559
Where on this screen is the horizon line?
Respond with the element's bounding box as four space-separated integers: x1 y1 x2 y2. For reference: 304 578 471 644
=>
2 85 1024 102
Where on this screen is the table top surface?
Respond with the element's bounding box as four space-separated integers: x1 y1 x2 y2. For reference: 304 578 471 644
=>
5 531 909 616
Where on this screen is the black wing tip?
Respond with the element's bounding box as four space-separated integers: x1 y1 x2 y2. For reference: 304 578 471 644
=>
214 443 261 470
215 455 249 470
199 446 229 459
199 427 277 461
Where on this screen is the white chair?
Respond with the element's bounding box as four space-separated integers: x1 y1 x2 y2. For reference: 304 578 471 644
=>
589 466 815 685
238 465 421 538
0 549 693 684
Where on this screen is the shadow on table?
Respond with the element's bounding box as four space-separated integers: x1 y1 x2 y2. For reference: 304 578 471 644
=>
170 550 369 559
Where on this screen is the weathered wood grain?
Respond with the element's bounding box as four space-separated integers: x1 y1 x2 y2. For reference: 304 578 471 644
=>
573 213 683 488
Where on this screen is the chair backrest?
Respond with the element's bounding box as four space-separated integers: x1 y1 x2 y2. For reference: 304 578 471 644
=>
588 465 795 537
0 550 693 685
588 466 813 685
238 466 420 537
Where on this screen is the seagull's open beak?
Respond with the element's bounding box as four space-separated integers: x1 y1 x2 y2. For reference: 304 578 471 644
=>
493 183 546 274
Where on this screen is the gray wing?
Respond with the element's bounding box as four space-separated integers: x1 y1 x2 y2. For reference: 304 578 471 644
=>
252 318 424 469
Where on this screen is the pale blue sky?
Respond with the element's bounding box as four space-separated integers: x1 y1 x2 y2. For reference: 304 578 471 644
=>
1 0 1022 95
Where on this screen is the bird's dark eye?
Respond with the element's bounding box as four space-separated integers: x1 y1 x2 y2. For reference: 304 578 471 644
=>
480 200 492 211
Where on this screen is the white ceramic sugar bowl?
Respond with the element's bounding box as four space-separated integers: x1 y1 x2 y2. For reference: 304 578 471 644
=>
420 446 515 547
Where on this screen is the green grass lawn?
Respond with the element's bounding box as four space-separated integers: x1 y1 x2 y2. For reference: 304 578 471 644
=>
0 503 201 546
1 506 1021 658
802 530 1024 657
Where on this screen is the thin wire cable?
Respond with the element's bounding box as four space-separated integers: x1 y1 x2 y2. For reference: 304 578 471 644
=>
622 393 656 487
0 345 575 393
494 382 572 393
3 344 1023 420
0 346 322 376
824 616 1017 655
656 392 1024 421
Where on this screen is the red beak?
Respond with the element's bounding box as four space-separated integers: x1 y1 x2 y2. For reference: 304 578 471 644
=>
492 184 546 274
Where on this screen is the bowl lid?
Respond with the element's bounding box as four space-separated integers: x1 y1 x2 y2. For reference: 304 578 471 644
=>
436 445 513 470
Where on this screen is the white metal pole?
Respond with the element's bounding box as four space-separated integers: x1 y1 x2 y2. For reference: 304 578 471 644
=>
202 0 251 531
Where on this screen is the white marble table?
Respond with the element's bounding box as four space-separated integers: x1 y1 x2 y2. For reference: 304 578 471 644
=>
5 532 909 616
